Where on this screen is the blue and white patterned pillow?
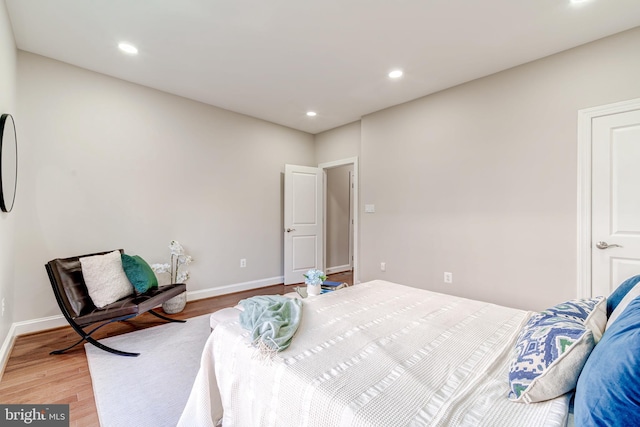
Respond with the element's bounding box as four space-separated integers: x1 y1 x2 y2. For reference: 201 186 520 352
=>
508 312 595 403
543 296 606 342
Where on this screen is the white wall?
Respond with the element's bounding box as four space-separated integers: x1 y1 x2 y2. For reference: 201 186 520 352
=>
359 27 640 311
14 52 315 322
0 0 17 353
7 23 640 329
315 121 360 164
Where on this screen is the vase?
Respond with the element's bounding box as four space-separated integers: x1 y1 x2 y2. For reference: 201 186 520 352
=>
162 291 187 314
307 283 322 296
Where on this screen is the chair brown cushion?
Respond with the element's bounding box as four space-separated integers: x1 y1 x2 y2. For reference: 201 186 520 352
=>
74 296 140 327
49 255 102 317
47 250 187 323
135 284 186 313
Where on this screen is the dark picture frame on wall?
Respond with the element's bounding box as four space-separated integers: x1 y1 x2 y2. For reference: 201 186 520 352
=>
0 113 18 213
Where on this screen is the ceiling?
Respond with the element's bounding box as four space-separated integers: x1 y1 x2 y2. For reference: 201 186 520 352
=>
5 0 640 134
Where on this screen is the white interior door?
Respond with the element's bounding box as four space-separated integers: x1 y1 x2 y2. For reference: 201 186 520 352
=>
284 164 323 285
591 109 640 297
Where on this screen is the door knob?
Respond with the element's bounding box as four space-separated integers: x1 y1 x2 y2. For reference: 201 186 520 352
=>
596 241 623 249
286 228 296 233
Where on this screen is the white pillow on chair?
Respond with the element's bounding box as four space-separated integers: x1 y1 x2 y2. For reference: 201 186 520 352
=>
80 250 134 308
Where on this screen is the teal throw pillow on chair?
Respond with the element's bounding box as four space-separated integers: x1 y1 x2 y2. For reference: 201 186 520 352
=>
121 254 158 294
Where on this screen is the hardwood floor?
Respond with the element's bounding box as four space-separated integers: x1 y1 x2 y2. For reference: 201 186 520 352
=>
0 272 352 427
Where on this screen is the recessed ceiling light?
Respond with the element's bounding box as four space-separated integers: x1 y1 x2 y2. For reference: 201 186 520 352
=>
118 42 138 55
388 70 403 79
570 0 591 4
306 111 317 117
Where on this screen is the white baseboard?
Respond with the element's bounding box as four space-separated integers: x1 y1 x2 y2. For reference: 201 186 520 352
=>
14 314 68 336
186 276 284 301
0 275 284 378
0 315 69 379
0 323 17 379
326 265 352 275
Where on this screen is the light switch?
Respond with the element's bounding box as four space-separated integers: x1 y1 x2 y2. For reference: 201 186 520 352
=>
365 204 376 213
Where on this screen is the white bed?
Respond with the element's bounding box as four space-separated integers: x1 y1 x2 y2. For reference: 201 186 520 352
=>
178 280 570 427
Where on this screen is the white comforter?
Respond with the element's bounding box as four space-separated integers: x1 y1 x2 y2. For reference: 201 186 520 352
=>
179 280 569 427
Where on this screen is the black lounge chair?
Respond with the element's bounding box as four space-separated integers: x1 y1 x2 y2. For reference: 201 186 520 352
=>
45 249 186 357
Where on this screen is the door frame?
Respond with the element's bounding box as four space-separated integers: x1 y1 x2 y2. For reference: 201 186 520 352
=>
349 170 355 272
318 157 359 285
577 97 640 298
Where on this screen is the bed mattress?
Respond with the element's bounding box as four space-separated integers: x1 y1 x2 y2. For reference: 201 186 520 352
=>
179 280 569 427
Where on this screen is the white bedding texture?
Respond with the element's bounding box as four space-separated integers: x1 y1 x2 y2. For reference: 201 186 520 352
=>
179 280 570 427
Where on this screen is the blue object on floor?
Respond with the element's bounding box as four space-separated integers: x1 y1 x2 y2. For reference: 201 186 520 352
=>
322 281 342 287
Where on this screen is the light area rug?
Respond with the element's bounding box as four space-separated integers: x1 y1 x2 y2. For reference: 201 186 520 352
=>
85 314 211 427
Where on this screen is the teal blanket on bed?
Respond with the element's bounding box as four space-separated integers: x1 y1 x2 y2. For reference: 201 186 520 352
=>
238 295 302 353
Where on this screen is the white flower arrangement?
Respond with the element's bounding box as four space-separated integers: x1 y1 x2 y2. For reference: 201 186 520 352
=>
151 240 193 284
304 269 326 286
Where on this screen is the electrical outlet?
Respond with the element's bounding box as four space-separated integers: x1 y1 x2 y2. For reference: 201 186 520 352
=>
444 272 453 284
240 258 246 268
380 262 386 272
1 297 5 317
